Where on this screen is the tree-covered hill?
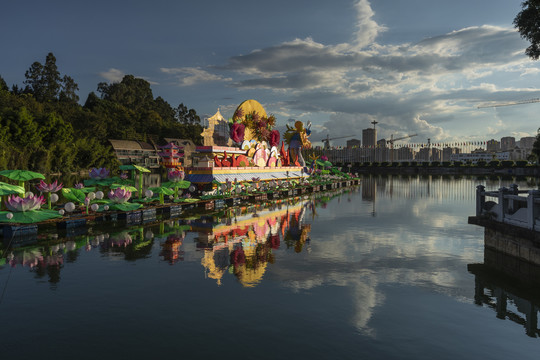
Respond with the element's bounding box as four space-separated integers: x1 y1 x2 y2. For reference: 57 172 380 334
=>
0 53 203 174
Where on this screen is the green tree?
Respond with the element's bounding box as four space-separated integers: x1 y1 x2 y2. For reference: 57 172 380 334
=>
176 103 201 124
39 112 74 147
514 0 540 60
59 75 79 103
0 75 7 91
74 137 119 169
9 107 42 149
23 52 79 103
153 96 175 123
97 75 153 108
532 128 540 163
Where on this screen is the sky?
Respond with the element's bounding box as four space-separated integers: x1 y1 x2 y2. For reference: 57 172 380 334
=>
2 0 540 147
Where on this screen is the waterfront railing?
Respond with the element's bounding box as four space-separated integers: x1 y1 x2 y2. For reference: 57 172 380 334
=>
476 184 540 231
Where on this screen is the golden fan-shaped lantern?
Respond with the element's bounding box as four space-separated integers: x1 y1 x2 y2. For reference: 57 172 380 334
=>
233 99 268 141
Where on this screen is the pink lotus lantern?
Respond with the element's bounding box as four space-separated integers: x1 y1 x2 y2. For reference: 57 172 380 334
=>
5 194 45 212
36 180 63 193
89 167 110 180
108 188 131 204
36 180 63 209
168 170 185 183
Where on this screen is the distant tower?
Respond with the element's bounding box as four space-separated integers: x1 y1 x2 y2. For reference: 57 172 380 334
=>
362 120 378 148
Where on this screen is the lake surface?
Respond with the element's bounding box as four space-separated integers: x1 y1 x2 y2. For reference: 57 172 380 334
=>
1 175 539 359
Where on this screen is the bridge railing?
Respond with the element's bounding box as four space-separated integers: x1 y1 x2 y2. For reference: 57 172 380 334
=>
476 184 540 231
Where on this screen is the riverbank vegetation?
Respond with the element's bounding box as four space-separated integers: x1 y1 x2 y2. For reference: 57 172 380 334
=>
0 52 203 174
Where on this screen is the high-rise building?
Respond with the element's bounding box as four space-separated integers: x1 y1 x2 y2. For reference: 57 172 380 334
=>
397 147 414 161
442 147 460 162
500 136 515 151
362 128 376 148
519 136 536 150
346 139 361 148
417 147 431 162
376 139 387 162
431 148 442 162
486 139 500 152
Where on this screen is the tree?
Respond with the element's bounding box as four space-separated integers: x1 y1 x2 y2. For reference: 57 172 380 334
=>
59 75 79 103
23 52 79 103
532 128 540 163
0 75 7 91
514 0 540 60
97 75 153 108
176 103 201 124
9 107 42 149
153 96 175 123
39 112 74 147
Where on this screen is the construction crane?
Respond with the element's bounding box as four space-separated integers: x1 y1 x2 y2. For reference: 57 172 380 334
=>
386 133 418 162
322 134 356 150
477 98 540 109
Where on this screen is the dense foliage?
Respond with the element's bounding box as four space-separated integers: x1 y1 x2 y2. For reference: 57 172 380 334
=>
532 128 540 163
0 53 203 174
514 0 540 60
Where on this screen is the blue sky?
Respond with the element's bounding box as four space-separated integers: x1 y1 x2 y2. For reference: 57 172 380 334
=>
2 0 539 146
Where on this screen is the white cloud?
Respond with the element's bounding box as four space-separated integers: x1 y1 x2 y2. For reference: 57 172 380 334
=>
352 0 386 49
160 67 231 86
170 0 540 141
98 68 125 83
520 67 540 76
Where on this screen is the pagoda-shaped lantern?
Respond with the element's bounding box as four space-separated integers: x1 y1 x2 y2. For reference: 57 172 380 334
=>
159 142 184 168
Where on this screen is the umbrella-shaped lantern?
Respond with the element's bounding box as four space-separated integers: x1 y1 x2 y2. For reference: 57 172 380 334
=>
0 169 45 190
119 164 150 198
161 169 190 200
149 186 174 205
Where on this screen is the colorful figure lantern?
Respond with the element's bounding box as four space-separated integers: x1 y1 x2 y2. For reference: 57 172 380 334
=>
284 121 311 168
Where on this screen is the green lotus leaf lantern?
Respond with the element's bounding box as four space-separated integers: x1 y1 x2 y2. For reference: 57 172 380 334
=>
0 169 45 190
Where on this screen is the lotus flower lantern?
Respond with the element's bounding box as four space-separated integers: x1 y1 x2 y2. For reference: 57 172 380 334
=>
5 194 45 212
108 188 132 204
36 180 63 209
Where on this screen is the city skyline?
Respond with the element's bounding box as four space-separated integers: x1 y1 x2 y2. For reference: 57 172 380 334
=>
2 0 539 147
342 130 535 149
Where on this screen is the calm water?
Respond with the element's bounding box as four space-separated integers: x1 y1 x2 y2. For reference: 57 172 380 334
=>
1 175 539 359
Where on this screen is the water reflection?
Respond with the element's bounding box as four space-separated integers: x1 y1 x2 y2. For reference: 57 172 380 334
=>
360 174 537 217
469 246 540 338
6 244 65 285
158 222 187 264
192 198 312 286
0 194 331 287
4 175 540 352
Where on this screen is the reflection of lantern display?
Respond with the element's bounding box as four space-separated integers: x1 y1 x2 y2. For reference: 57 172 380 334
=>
231 244 270 288
197 200 311 287
159 234 184 264
101 232 133 248
284 212 311 253
8 249 43 268
269 234 280 250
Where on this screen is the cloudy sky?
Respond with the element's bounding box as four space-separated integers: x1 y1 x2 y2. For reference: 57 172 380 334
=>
2 0 540 146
